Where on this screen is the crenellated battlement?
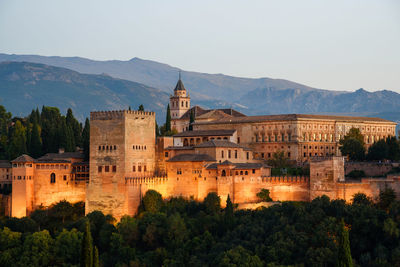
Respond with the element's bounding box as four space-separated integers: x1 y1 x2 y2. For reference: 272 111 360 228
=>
125 176 168 185
90 110 155 120
262 176 309 183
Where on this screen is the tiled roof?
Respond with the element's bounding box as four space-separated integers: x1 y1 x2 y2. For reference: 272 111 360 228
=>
178 106 246 120
167 153 216 162
206 162 269 170
194 114 395 125
11 154 35 163
165 146 194 150
38 152 84 160
195 140 242 148
0 160 11 168
173 129 236 137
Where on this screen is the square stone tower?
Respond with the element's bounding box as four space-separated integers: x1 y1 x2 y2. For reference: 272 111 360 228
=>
309 156 345 200
86 110 156 219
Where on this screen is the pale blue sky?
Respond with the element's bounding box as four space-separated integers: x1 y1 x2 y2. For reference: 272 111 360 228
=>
0 0 399 92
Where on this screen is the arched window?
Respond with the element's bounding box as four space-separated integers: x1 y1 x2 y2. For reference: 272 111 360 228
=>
221 170 226 176
50 173 56 183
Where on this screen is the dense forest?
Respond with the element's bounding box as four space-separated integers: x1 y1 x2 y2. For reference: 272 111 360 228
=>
0 105 89 161
1 189 400 266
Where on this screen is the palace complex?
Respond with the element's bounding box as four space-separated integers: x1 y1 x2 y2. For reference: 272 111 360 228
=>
1 78 399 219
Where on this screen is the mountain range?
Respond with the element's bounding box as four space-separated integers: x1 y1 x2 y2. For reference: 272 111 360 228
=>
0 53 399 127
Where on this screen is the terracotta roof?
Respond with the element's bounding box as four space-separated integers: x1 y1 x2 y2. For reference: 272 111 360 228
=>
173 129 236 137
194 113 395 125
167 153 216 162
178 106 246 120
195 140 242 148
0 160 11 168
38 152 84 160
165 146 194 150
174 79 186 91
11 154 35 163
206 162 269 170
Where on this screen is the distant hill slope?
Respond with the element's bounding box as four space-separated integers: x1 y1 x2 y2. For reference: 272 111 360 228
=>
0 53 330 102
0 54 399 128
0 61 169 122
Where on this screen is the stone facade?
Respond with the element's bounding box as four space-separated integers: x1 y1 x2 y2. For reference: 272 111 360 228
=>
4 78 400 219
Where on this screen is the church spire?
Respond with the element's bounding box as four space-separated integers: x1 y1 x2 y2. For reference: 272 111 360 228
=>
174 70 186 91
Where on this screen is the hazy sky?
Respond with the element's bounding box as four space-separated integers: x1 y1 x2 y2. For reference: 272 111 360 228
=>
1 0 399 92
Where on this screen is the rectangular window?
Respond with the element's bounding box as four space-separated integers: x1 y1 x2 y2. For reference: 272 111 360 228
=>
138 165 142 172
221 150 224 158
112 166 117 172
98 166 102 173
261 153 264 158
252 169 255 174
235 150 238 159
165 152 169 157
238 137 240 143
246 152 249 160
133 165 136 172
228 150 231 158
105 166 109 172
144 165 147 172
63 175 67 181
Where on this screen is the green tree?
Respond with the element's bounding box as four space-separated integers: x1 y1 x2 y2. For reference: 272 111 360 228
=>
93 246 99 267
386 136 400 161
256 189 272 202
378 187 396 210
166 104 171 132
203 192 221 214
7 120 27 160
0 105 12 159
218 245 263 267
41 106 63 153
82 118 90 161
0 227 22 266
142 190 163 213
189 109 194 131
80 221 93 267
340 138 365 161
268 151 289 168
337 219 353 267
30 119 42 158
138 104 144 111
340 128 365 161
351 193 372 206
19 230 54 267
367 139 389 160
59 118 75 152
55 228 82 266
66 108 82 147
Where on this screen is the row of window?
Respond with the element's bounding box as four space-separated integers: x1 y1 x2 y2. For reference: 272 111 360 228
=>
171 100 189 108
133 164 147 172
50 173 68 183
98 145 117 151
12 163 33 168
221 150 238 159
13 175 32 180
255 134 292 142
304 152 335 157
133 145 147 150
304 146 335 150
98 165 117 173
36 164 69 170
303 133 334 142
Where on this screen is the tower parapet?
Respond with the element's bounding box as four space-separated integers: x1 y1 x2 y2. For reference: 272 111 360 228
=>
90 110 155 120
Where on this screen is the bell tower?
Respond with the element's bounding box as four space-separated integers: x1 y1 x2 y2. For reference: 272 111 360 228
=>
169 71 190 120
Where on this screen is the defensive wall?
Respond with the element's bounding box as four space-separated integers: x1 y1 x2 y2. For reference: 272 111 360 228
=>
345 161 399 177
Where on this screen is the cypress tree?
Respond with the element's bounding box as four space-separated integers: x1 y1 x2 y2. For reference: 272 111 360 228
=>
337 219 353 267
189 109 194 131
66 108 82 147
59 119 75 152
82 118 90 161
224 194 234 230
30 119 42 158
80 221 93 267
138 104 144 111
93 246 99 267
7 120 27 160
166 104 171 132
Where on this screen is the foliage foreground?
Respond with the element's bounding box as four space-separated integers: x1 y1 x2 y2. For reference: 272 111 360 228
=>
1 190 400 266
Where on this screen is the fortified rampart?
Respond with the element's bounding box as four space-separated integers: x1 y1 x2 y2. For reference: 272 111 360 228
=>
345 162 399 177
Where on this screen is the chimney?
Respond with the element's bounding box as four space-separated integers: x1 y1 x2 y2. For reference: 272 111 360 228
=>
59 148 65 154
